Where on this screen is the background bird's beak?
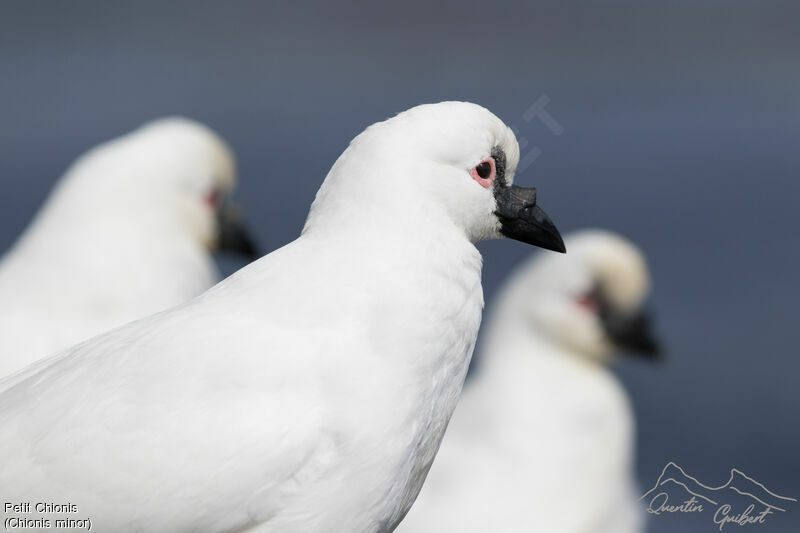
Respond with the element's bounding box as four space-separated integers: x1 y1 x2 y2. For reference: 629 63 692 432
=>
217 203 260 259
494 185 566 253
601 307 662 360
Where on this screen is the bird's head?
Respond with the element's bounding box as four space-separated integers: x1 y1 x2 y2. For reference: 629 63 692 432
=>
303 101 565 253
128 118 259 258
502 229 661 363
57 117 259 259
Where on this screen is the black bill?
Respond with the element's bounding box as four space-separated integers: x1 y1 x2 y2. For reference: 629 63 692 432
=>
217 204 260 259
494 185 566 253
593 286 662 359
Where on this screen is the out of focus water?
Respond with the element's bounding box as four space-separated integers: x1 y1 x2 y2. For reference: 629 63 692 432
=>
1 2 798 531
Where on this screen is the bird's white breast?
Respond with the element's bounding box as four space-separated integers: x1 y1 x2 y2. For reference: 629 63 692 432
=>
0 231 484 533
400 331 638 533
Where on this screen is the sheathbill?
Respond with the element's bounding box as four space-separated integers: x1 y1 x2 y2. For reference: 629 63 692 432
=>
0 102 564 533
400 229 660 533
0 118 258 377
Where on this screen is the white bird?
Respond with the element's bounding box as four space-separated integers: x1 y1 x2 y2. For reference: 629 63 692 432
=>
400 229 660 533
0 102 565 533
0 118 257 377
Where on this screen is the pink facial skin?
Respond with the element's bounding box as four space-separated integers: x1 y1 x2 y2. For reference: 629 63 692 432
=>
470 157 496 188
205 189 222 209
576 294 599 314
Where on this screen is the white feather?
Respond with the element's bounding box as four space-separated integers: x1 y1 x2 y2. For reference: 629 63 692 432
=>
0 102 526 532
400 230 651 533
0 118 236 376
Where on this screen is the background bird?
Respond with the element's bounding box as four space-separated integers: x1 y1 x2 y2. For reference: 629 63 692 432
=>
0 102 564 533
400 229 660 533
0 117 258 377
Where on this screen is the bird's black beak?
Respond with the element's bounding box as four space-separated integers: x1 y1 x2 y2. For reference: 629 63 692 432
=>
494 185 566 253
217 204 260 259
601 307 662 360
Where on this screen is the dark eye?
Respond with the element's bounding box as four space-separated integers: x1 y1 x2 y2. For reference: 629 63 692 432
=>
576 293 599 313
470 157 497 188
205 189 222 209
476 161 492 179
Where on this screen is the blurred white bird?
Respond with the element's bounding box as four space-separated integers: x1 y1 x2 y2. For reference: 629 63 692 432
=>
400 230 660 533
0 102 565 532
0 118 257 377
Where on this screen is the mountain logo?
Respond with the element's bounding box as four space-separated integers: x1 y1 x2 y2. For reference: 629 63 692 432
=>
640 462 796 530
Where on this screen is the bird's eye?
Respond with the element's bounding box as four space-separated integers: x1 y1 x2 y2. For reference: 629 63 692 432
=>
576 293 599 313
470 157 496 188
205 189 222 209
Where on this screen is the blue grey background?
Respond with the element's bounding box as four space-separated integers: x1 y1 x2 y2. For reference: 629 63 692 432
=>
1 2 798 531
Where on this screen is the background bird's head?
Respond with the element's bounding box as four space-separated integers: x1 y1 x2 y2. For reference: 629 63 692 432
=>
500 229 661 363
303 102 565 253
48 117 258 258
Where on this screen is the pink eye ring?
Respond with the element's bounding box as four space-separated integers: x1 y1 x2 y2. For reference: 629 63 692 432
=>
470 157 496 188
576 294 599 314
205 189 222 209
